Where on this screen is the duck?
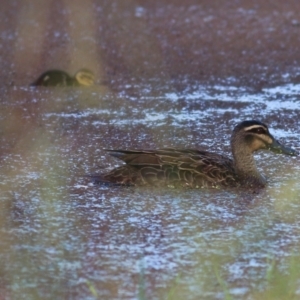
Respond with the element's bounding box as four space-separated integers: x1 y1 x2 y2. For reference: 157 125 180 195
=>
92 120 298 188
30 68 95 87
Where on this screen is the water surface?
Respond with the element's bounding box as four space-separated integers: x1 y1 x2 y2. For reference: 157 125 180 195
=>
0 82 299 299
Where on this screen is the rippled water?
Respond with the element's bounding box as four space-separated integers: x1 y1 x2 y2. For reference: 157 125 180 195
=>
0 82 300 299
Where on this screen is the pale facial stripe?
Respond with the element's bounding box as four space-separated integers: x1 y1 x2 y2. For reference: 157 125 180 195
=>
244 124 267 131
244 124 273 144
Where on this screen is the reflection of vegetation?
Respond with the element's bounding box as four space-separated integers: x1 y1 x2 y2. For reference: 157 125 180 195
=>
137 260 184 300
138 262 146 300
212 254 300 300
251 254 300 300
146 252 300 300
165 273 181 300
86 280 99 298
213 264 233 300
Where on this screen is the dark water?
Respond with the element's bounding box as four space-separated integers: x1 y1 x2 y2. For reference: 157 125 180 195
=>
0 82 299 299
1 0 300 299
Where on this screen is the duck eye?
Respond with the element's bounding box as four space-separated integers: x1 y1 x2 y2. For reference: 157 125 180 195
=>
247 127 267 134
254 127 266 134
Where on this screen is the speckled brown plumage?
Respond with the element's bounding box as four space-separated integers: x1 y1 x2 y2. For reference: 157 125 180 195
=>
91 120 298 188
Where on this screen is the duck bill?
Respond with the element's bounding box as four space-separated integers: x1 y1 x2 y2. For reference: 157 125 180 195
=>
269 138 298 156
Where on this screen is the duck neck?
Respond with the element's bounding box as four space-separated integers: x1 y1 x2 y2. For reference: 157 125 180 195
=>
231 142 266 186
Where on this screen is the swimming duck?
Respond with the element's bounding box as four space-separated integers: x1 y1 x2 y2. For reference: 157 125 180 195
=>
92 120 298 188
31 68 95 87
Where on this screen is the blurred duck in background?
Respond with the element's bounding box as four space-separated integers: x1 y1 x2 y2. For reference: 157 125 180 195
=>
31 68 95 87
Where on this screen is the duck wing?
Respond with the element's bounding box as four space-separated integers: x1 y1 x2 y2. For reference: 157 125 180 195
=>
97 148 237 188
